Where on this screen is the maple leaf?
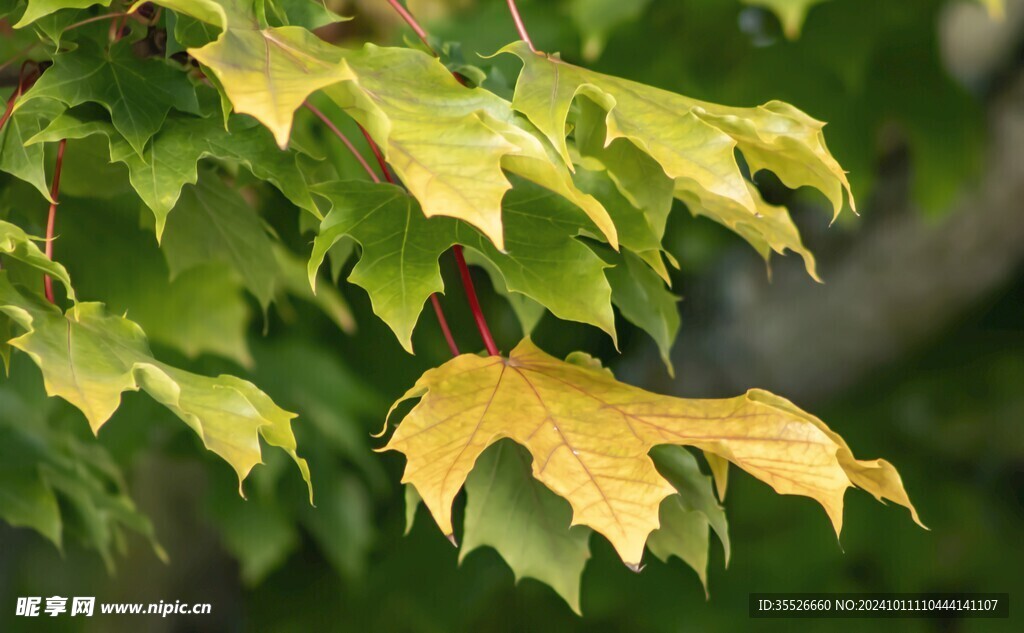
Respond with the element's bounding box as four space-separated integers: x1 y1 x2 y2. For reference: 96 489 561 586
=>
598 247 680 372
0 221 310 497
0 98 63 203
140 0 616 249
308 181 614 352
135 0 352 149
12 0 111 28
19 39 200 155
28 102 319 237
160 170 281 309
323 44 616 251
0 360 163 568
503 42 851 276
461 440 592 613
383 339 922 566
0 220 75 300
648 445 730 591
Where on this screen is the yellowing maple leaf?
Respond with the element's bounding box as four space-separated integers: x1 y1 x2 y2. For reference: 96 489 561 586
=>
135 0 352 149
138 2 615 250
502 42 852 275
383 339 922 566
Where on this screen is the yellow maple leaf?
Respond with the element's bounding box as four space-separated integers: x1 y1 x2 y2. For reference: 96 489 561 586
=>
383 339 922 566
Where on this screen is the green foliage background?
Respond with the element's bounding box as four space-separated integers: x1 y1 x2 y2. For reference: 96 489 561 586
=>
0 0 1021 631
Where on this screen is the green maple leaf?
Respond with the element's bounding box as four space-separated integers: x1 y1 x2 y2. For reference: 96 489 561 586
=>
52 193 254 366
648 446 730 592
0 220 75 299
0 359 163 568
19 39 200 155
141 0 616 249
261 0 350 29
12 0 110 27
0 220 309 495
139 0 353 148
462 440 592 614
30 103 319 237
307 181 614 353
0 275 311 497
461 251 546 336
160 170 281 310
0 98 62 203
599 247 680 373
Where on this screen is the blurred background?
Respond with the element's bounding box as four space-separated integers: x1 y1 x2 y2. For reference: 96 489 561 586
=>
0 0 1022 631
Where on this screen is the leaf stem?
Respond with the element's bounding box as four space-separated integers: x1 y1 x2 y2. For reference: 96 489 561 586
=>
505 0 537 52
307 93 460 353
379 0 502 356
385 0 433 52
303 102 380 183
356 124 396 184
0 42 39 75
453 245 499 356
64 12 128 33
431 294 460 356
0 61 38 132
110 12 130 43
44 139 67 304
356 123 463 353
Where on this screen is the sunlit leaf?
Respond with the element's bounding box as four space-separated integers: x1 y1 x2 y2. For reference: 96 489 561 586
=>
384 339 921 566
138 0 353 149
323 44 616 251
12 0 110 28
0 244 310 496
502 41 852 276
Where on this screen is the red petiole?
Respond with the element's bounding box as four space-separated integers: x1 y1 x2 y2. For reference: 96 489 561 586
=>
376 0 539 357
43 139 67 304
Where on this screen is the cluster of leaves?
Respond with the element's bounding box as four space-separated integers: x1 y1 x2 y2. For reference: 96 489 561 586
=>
0 0 923 613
